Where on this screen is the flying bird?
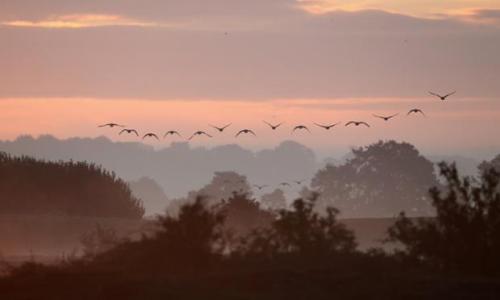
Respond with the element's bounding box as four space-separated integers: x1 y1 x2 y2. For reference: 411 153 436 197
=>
292 125 311 133
235 129 256 137
210 123 232 132
188 131 213 140
373 114 399 121
253 184 268 190
119 129 139 136
407 109 426 116
164 131 182 138
429 91 456 101
345 121 370 127
280 182 291 187
98 123 124 128
293 180 305 185
314 122 340 130
142 133 160 140
263 121 283 130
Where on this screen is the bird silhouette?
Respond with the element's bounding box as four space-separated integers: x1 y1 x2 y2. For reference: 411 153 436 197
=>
253 184 268 190
345 121 370 127
188 131 212 140
292 125 311 133
164 131 182 138
235 129 256 137
142 133 160 140
314 122 340 130
263 121 283 130
98 123 124 128
119 129 139 136
293 180 305 185
407 109 426 116
280 182 291 187
429 91 456 101
210 123 231 132
373 114 399 121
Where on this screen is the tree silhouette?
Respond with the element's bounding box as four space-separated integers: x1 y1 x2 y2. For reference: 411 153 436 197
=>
0 152 144 218
241 194 356 258
388 162 500 275
311 141 437 217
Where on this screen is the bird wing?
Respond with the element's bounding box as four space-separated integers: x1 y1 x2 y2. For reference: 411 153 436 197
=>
174 131 182 137
360 122 370 127
345 121 355 126
249 130 256 136
202 132 213 138
429 91 441 98
98 123 111 127
389 113 399 119
188 133 196 140
131 130 139 136
263 121 273 128
119 129 126 135
418 110 426 116
222 123 232 130
373 114 384 119
235 130 244 137
444 91 456 98
152 134 159 140
314 123 327 129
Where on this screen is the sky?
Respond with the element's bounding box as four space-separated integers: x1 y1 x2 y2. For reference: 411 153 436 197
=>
1 0 500 159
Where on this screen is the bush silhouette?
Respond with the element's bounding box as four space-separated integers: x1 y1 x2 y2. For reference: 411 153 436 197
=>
388 162 500 275
0 152 144 218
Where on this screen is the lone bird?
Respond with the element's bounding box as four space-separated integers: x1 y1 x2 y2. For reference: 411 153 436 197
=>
188 131 212 140
98 123 124 128
119 129 139 136
345 121 370 127
164 131 182 138
373 114 398 121
263 121 283 130
429 91 455 101
293 180 305 185
210 123 231 132
253 184 268 190
314 122 340 130
280 182 291 187
292 125 311 133
407 109 426 116
235 129 256 137
142 133 160 140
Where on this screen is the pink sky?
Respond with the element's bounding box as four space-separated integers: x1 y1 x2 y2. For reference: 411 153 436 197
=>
1 97 499 158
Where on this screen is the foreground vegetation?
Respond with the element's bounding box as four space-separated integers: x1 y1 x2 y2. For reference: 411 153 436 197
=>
1 162 500 299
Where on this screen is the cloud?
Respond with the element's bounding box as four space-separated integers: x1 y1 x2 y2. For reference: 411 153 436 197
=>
455 9 500 25
1 14 164 29
296 0 500 23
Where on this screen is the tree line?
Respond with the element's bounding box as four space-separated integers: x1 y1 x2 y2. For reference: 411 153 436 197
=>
0 152 144 219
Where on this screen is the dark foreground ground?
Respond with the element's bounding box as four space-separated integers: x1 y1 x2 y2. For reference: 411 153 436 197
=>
1 255 500 300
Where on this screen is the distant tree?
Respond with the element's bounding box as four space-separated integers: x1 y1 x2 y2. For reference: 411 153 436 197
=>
387 162 500 275
311 141 438 217
167 171 252 215
128 177 169 216
241 194 356 258
0 152 144 218
260 189 287 211
479 153 500 174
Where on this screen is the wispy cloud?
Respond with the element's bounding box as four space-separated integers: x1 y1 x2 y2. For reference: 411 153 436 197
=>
296 0 500 24
1 14 162 29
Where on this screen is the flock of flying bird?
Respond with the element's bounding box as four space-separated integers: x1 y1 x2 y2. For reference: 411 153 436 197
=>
98 91 455 142
97 91 456 192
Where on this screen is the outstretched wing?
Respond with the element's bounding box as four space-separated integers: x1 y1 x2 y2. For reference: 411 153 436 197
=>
131 130 139 136
314 123 327 129
360 122 370 127
201 131 212 138
444 91 456 98
235 130 244 137
388 113 399 119
119 129 127 135
429 91 441 98
221 123 232 130
373 114 385 119
248 130 256 136
345 121 355 126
